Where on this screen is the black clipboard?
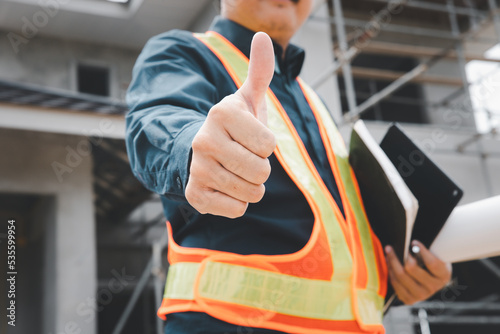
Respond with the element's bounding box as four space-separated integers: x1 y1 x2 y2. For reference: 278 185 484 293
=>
380 124 464 250
379 123 463 311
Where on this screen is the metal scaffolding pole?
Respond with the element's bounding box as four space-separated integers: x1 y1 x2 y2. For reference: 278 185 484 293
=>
368 80 384 120
478 139 495 196
431 0 500 111
344 44 455 122
424 316 500 324
487 0 500 132
454 0 500 136
315 1 497 122
448 0 496 200
480 258 500 280
447 0 474 109
488 0 500 39
417 301 500 311
418 308 431 334
359 41 500 63
152 240 167 334
345 0 494 122
368 0 487 17
111 257 154 334
464 0 480 31
312 0 411 90
312 15 499 44
330 0 358 116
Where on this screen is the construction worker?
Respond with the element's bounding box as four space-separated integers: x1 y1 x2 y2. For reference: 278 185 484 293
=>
126 0 452 333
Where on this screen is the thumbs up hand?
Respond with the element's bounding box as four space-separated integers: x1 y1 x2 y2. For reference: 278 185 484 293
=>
185 32 277 218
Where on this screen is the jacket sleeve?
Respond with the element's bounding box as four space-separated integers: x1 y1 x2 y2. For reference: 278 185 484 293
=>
125 31 219 201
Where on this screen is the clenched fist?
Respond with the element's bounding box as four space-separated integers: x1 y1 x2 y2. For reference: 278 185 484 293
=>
185 32 277 218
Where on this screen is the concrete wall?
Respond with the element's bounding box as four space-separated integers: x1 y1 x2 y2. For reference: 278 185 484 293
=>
0 30 140 101
0 128 97 334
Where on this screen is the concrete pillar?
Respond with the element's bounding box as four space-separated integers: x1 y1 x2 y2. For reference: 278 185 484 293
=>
0 129 97 334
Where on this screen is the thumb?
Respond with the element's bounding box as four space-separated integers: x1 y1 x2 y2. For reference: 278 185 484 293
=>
237 32 275 122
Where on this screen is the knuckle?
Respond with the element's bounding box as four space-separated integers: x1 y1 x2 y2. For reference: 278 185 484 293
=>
443 265 452 281
265 134 277 155
398 294 410 305
417 287 430 299
185 185 207 212
255 159 272 184
225 158 241 174
426 259 440 272
405 260 417 272
211 169 230 187
228 202 248 219
394 267 405 278
444 272 452 282
191 135 203 152
189 161 207 183
213 95 245 121
405 296 416 305
192 131 212 153
248 184 266 203
185 185 194 203
208 101 228 120
257 128 276 156
430 283 442 293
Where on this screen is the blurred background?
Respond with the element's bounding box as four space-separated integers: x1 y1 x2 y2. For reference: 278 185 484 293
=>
0 0 499 333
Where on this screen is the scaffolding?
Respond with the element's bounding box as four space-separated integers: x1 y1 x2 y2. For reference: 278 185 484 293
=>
312 1 500 333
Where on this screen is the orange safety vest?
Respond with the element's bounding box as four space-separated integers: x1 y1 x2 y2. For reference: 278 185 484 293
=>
158 31 388 334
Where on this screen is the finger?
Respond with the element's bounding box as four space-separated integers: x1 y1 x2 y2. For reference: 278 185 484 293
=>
385 246 415 287
185 183 249 219
217 138 272 185
387 266 415 304
236 32 275 123
413 240 452 282
386 246 428 302
205 162 266 204
386 246 415 303
189 155 266 204
405 255 443 294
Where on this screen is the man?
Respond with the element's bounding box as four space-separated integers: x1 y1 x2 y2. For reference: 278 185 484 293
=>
126 0 452 333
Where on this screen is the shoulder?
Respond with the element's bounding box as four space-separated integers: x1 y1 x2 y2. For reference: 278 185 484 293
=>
139 30 211 63
144 29 197 49
133 30 221 81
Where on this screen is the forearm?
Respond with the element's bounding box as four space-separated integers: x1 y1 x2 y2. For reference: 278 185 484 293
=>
125 31 220 201
126 105 204 200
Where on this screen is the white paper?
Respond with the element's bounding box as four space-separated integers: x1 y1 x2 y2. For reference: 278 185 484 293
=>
430 195 500 263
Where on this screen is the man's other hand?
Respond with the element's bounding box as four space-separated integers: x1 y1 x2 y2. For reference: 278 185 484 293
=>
386 240 453 305
185 32 276 218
